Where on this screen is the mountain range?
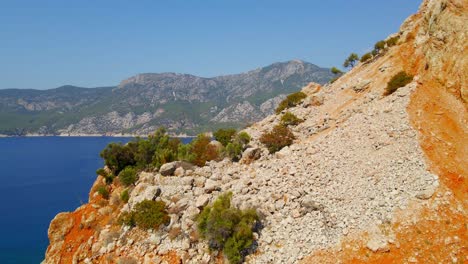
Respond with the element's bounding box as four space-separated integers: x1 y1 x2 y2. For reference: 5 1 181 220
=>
0 60 333 136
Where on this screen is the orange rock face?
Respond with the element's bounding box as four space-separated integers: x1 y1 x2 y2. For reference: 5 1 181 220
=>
304 0 467 263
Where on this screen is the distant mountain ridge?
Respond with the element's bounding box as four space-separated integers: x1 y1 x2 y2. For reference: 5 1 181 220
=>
0 60 333 136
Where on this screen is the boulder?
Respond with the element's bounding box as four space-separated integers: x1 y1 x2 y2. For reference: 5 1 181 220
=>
159 161 195 176
159 161 178 176
204 179 219 193
352 80 371 92
174 167 185 177
195 194 210 208
241 147 262 164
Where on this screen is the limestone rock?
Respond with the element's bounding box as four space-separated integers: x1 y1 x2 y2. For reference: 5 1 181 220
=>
160 162 178 176
241 147 262 164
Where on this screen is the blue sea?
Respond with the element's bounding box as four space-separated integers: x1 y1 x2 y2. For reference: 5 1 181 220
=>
0 136 171 264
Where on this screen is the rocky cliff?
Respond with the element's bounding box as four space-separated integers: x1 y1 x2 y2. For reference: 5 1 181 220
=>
0 61 332 136
44 0 467 263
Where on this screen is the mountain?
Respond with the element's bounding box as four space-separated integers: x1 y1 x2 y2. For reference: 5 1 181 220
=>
0 60 333 136
44 0 467 263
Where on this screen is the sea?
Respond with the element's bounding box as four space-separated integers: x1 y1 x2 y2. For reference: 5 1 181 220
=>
0 136 191 264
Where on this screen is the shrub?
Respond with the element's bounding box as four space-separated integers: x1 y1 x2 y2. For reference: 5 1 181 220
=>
100 143 136 175
190 134 219 166
96 168 114 184
214 128 237 147
133 200 170 230
275 92 307 114
343 53 359 68
119 200 170 230
118 211 135 227
386 36 399 47
360 52 373 63
223 131 251 162
197 192 259 264
96 168 107 177
374 40 386 52
331 67 343 75
280 112 303 126
225 142 243 161
97 185 109 199
384 71 413 95
119 167 138 186
259 125 295 153
120 189 130 203
235 132 251 146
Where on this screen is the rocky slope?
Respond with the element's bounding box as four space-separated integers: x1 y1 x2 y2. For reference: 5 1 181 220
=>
44 0 467 263
0 61 332 136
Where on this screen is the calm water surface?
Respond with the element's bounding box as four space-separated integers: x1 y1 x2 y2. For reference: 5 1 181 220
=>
0 137 134 263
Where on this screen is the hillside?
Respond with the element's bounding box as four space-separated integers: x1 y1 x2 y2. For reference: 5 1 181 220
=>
43 0 467 263
0 60 333 136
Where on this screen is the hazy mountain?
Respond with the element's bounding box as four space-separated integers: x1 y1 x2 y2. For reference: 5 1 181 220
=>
0 60 333 136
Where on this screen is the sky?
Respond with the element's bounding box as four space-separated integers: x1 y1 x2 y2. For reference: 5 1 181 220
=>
0 0 421 89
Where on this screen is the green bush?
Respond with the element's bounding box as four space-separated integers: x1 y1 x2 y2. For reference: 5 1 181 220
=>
386 36 400 47
97 185 109 199
119 167 138 186
280 112 303 126
119 200 170 230
331 67 343 75
96 168 114 184
225 142 243 161
197 192 259 264
374 40 386 52
259 125 295 153
385 71 413 95
100 143 136 175
120 189 130 203
222 131 251 162
360 52 373 63
133 200 170 230
96 168 107 177
235 132 251 146
118 211 136 227
214 128 237 147
275 92 307 114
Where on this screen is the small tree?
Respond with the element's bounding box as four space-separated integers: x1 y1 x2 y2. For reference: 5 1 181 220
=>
343 53 359 68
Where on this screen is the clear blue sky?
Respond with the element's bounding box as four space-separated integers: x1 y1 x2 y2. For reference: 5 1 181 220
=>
0 0 420 89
